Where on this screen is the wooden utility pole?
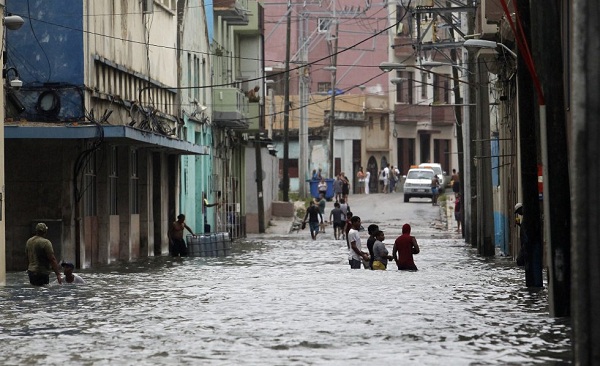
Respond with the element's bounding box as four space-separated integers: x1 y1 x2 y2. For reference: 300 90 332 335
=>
529 0 571 318
328 21 338 179
572 0 600 360
282 3 291 202
255 133 265 233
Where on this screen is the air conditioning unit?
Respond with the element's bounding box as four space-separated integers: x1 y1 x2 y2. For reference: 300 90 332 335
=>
142 0 154 14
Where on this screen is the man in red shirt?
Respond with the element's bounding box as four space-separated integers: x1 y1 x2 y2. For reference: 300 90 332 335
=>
392 223 420 271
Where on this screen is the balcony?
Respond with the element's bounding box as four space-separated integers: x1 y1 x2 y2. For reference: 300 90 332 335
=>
214 0 249 26
212 87 249 129
393 35 415 58
395 104 455 126
233 0 262 35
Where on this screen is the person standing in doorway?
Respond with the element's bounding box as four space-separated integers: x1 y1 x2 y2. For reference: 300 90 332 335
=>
26 223 63 286
168 214 195 257
393 223 420 271
364 169 371 194
348 216 369 269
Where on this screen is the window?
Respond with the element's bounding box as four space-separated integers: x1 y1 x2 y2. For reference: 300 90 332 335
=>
380 115 387 130
318 18 331 33
130 148 139 214
318 82 331 93
421 72 428 99
279 159 299 178
109 146 118 215
433 74 450 104
368 116 373 130
395 71 414 104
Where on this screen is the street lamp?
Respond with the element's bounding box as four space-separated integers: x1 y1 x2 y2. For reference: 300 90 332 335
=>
463 39 517 59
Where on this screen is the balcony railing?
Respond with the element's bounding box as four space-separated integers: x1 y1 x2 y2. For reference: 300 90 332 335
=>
213 0 249 25
212 87 249 129
395 104 456 126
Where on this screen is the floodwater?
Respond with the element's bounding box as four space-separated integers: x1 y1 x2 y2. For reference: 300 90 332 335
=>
0 233 571 365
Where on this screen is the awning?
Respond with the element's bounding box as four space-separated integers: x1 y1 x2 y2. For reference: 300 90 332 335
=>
5 124 209 155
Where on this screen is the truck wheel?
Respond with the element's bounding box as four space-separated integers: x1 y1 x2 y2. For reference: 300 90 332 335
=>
404 195 409 203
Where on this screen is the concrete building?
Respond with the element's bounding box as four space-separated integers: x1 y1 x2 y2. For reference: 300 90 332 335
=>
263 1 392 195
2 0 208 270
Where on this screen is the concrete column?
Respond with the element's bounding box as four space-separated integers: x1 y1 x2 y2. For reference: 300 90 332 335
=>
475 52 495 256
572 0 600 362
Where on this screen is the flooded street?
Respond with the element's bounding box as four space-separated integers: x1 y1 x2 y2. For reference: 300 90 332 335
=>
0 194 571 365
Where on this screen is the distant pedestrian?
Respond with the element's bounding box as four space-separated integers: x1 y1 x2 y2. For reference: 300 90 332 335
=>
451 169 461 193
329 202 344 240
317 193 326 216
372 230 393 270
340 172 350 203
366 224 379 270
303 200 323 240
364 170 371 194
318 178 328 197
393 223 420 271
168 214 195 257
344 211 353 243
389 165 397 193
383 165 390 193
431 175 440 206
357 167 365 194
317 194 327 233
334 175 343 202
339 198 350 218
348 216 369 269
25 223 63 286
454 193 462 233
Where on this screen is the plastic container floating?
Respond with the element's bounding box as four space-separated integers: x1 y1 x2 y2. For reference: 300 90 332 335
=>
187 232 232 257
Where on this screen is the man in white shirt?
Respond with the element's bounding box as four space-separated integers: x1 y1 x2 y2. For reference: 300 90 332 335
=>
61 262 85 284
348 216 369 269
383 165 390 193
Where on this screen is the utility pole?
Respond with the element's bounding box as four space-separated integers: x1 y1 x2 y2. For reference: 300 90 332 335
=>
254 133 265 233
282 2 291 202
298 12 309 198
327 20 339 179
